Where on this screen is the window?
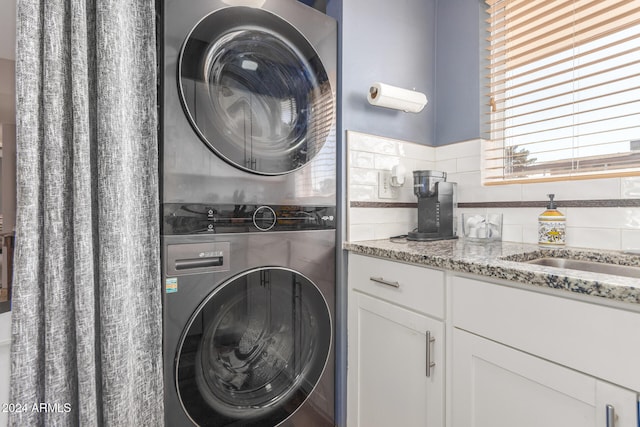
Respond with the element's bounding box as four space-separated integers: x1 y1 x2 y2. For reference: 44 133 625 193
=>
484 0 640 184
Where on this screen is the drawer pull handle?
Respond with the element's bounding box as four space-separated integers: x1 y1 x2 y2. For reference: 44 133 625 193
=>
369 276 400 288
426 330 435 377
605 404 615 427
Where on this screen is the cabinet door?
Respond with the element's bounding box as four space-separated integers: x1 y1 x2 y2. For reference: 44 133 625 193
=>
348 291 444 427
452 328 638 427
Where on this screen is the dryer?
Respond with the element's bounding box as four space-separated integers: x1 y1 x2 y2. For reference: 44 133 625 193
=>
162 206 335 426
160 2 337 424
161 0 337 206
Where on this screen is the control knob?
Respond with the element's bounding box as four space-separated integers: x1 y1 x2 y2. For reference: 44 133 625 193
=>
253 206 277 231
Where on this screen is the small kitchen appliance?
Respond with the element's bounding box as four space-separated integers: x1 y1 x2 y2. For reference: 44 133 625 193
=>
407 170 458 241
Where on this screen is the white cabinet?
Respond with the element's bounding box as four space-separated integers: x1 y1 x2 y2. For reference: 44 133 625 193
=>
451 275 640 427
452 328 638 427
347 254 445 427
451 276 640 392
346 252 640 427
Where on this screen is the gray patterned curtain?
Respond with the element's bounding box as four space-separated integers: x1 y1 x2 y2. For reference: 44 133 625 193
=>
9 0 164 425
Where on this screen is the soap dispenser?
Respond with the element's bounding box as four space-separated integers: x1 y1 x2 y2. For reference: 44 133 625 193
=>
538 194 566 246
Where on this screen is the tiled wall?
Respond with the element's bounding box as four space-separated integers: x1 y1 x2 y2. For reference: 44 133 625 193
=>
347 131 434 241
443 140 640 251
347 131 640 251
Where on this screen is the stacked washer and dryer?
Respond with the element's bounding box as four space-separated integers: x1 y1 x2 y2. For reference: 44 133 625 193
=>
160 1 337 426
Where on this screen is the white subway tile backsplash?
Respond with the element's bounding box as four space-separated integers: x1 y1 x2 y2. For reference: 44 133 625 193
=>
373 222 413 240
456 155 481 173
400 141 436 161
436 139 481 161
348 207 378 225
621 229 640 251
346 133 636 251
521 178 620 201
412 159 437 172
436 158 457 174
522 224 539 245
502 224 523 243
502 208 540 226
397 185 416 203
566 227 621 251
387 208 415 224
349 168 378 185
565 207 626 229
348 223 376 242
349 207 403 225
348 207 415 241
347 131 437 206
449 171 523 202
347 131 399 155
350 207 414 225
349 184 377 201
621 177 640 199
622 208 640 229
349 150 375 169
373 153 401 170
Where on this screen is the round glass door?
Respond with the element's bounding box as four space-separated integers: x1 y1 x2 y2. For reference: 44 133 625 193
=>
179 7 335 175
176 267 332 426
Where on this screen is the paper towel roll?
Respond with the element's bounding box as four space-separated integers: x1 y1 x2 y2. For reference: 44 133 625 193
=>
367 82 428 113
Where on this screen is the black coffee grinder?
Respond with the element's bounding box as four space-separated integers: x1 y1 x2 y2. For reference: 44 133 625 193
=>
407 170 458 241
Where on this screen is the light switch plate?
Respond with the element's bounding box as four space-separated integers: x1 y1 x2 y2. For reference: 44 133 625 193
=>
378 171 399 199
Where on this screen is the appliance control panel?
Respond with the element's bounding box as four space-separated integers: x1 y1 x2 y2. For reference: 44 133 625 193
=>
162 203 336 235
253 206 277 231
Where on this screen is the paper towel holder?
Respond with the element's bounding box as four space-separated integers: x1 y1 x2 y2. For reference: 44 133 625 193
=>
367 82 428 113
369 86 380 100
369 86 417 99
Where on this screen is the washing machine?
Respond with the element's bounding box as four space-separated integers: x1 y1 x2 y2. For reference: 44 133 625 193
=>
161 0 337 206
161 1 337 424
162 204 336 426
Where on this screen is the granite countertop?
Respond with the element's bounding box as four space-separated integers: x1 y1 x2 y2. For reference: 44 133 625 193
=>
344 238 640 306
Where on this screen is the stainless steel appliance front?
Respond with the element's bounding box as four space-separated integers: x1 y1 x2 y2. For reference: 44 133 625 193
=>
162 0 337 205
162 231 336 426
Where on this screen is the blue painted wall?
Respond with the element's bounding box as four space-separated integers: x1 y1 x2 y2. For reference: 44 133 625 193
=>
434 0 487 145
332 0 485 147
339 0 436 145
326 1 486 425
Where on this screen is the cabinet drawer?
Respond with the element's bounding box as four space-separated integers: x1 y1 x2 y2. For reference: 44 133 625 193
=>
348 253 444 318
452 276 640 392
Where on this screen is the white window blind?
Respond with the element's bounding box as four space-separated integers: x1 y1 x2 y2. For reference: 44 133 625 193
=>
484 0 640 184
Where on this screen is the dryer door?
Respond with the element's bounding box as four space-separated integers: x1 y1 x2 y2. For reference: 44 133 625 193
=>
176 267 332 426
179 6 335 175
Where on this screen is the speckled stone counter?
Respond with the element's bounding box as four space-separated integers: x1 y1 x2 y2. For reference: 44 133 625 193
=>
344 238 640 306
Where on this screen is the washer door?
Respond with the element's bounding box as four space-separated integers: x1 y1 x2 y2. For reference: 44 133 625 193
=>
176 267 332 426
179 6 335 175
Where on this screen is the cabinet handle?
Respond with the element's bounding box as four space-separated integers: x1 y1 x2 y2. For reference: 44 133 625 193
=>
605 404 615 427
426 330 436 377
369 276 400 288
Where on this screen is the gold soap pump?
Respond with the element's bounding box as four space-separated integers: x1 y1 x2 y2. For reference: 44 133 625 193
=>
538 194 566 246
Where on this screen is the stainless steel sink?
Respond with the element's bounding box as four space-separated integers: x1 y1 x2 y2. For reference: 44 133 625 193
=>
525 257 640 279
